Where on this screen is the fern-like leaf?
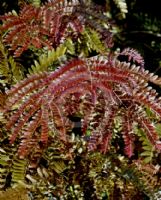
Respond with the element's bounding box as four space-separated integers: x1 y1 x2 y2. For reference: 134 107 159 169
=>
28 44 67 74
134 126 154 163
0 0 112 56
11 157 27 184
0 148 10 188
0 40 24 85
119 47 144 67
113 0 128 18
3 51 161 157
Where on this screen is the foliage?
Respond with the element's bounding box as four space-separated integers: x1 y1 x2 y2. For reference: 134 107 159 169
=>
0 185 29 200
135 127 154 163
0 39 24 85
0 0 161 199
0 135 160 199
28 43 67 74
0 0 112 57
112 0 128 19
2 49 161 159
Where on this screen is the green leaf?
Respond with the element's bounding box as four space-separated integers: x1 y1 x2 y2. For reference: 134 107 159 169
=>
140 151 153 157
143 156 152 163
29 44 67 74
155 123 161 137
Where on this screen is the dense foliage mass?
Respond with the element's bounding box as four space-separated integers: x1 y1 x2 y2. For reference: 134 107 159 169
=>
0 0 161 199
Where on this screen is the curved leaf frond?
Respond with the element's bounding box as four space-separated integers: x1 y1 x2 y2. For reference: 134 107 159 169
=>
3 51 161 157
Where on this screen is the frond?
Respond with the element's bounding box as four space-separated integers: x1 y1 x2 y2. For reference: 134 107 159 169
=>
64 38 75 55
2 54 161 157
0 148 10 188
134 127 154 163
117 59 161 85
0 40 24 85
28 44 67 74
78 28 106 57
0 0 112 56
11 157 27 184
0 140 18 189
113 0 128 18
8 56 24 83
0 4 51 57
140 119 161 149
119 47 144 67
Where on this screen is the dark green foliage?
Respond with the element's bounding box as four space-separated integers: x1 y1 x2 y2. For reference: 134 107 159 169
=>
0 39 24 85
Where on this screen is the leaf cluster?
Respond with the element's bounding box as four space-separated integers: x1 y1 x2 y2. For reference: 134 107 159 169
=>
0 0 112 57
0 0 161 199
